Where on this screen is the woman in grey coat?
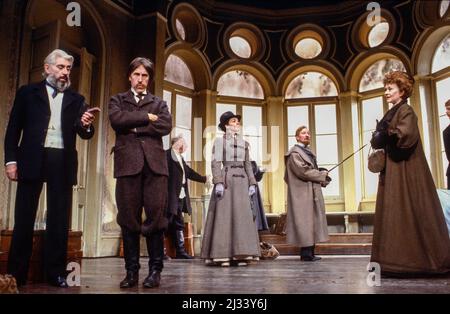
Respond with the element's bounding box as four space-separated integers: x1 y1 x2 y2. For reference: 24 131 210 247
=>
201 111 261 266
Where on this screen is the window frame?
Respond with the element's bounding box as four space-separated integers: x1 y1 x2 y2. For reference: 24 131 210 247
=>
284 96 342 201
163 80 195 162
215 93 267 205
431 66 450 188
357 88 389 204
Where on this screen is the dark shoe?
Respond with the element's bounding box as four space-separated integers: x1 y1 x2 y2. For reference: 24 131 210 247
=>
146 232 164 274
300 256 322 262
143 271 161 288
174 230 192 259
119 271 139 288
48 276 69 288
175 251 193 259
163 254 172 260
121 230 141 275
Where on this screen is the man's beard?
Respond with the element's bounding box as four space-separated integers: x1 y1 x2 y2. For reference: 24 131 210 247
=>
47 74 71 92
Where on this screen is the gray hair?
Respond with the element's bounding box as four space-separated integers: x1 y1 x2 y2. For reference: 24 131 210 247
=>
171 134 185 146
42 49 74 77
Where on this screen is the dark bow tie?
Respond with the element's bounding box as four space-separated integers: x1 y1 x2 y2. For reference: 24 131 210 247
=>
45 81 60 98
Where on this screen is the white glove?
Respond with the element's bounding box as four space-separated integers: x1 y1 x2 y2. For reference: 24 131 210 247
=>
215 183 224 199
205 175 213 190
249 185 256 196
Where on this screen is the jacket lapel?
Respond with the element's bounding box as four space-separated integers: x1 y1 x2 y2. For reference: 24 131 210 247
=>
62 89 77 112
293 145 316 167
34 81 50 114
123 90 138 107
171 149 184 172
139 93 155 108
123 90 155 108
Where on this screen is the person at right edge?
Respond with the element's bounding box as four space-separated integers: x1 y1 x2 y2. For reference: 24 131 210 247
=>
370 71 450 277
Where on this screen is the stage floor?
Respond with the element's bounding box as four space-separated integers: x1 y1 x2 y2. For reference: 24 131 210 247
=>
17 256 450 294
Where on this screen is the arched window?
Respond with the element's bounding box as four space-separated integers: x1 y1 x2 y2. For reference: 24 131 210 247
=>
163 54 195 160
285 72 337 99
164 54 194 89
367 22 389 48
217 70 264 99
440 0 450 17
175 19 186 40
294 38 322 59
356 58 406 200
432 34 450 73
431 34 450 184
359 58 406 92
216 70 265 170
285 72 340 198
229 36 252 59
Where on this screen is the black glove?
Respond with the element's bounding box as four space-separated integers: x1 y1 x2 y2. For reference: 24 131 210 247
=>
376 119 390 132
318 167 332 183
371 130 388 149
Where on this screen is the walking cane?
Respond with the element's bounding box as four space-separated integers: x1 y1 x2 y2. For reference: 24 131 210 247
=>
324 143 369 174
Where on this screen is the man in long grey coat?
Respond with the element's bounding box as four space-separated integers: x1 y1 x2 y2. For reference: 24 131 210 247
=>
284 126 330 261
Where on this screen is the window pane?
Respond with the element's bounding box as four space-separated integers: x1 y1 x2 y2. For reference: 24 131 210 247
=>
217 71 264 99
443 151 449 182
164 54 194 89
244 136 263 164
315 104 336 134
163 90 172 112
162 90 172 149
440 0 450 17
295 38 322 59
216 103 236 129
174 127 191 162
176 95 192 129
229 36 252 59
436 77 450 177
363 160 379 197
316 135 338 164
362 131 379 197
368 22 389 47
242 106 262 136
362 97 384 132
359 59 406 92
322 168 339 197
432 35 450 73
352 102 362 203
175 19 186 40
361 97 384 198
285 72 337 99
419 84 432 166
288 136 297 149
287 106 309 135
163 135 170 150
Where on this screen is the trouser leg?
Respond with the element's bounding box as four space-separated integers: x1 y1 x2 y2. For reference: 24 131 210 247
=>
141 162 168 271
43 148 72 280
7 180 43 285
121 228 141 273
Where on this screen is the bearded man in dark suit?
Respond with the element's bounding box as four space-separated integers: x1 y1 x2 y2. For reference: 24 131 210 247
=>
4 49 97 287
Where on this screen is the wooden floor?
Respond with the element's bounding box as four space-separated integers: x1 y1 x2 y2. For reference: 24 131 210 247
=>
16 256 450 294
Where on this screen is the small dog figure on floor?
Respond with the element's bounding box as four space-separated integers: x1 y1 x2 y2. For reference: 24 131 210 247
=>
0 274 19 294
